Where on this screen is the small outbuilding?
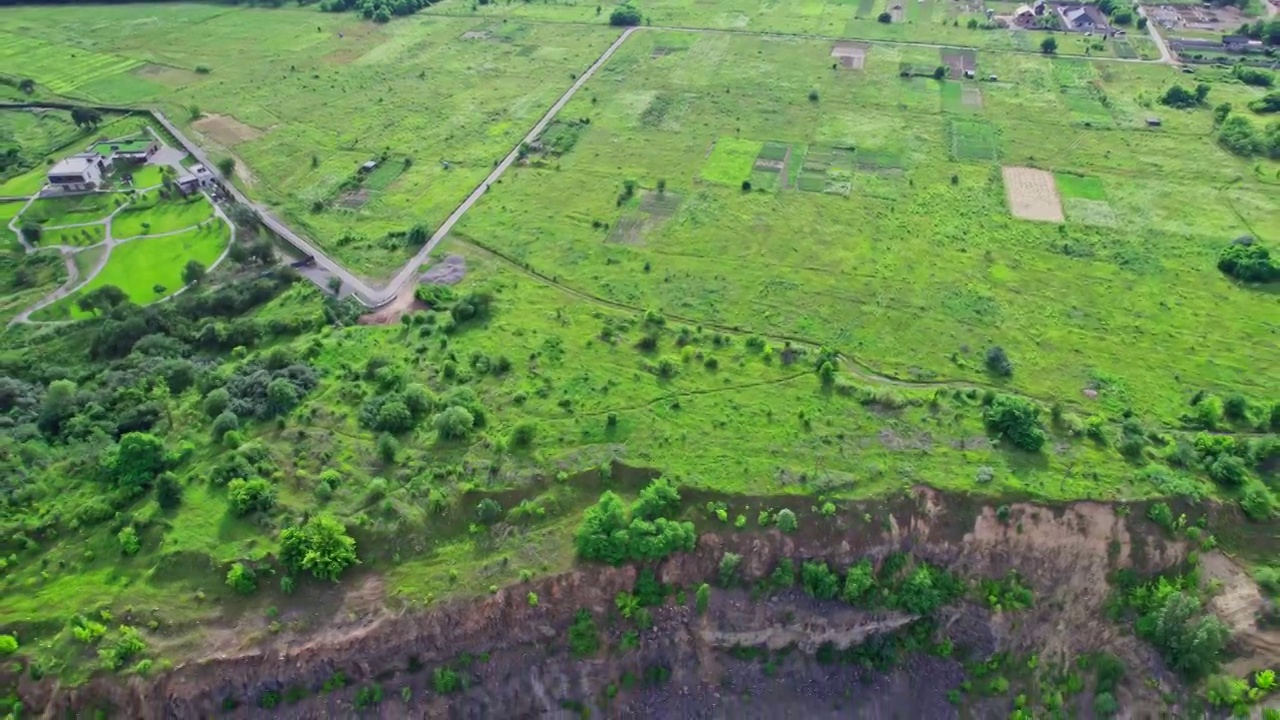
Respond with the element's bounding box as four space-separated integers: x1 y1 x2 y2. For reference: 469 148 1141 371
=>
1146 117 1162 127
359 160 379 173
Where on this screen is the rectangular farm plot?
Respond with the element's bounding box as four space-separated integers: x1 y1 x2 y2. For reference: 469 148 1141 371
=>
700 137 763 187
1002 166 1064 223
941 81 982 113
831 42 869 70
795 145 857 196
1054 172 1106 201
607 191 681 245
948 119 999 162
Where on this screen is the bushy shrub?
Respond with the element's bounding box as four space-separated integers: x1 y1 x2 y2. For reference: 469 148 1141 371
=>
433 406 475 440
843 559 876 604
227 477 275 515
609 4 642 25
775 508 798 533
575 482 696 565
983 395 1047 451
226 562 257 594
801 560 840 600
1218 242 1278 283
568 609 599 656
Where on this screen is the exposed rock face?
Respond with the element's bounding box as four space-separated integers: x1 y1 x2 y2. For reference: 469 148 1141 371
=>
19 492 1275 719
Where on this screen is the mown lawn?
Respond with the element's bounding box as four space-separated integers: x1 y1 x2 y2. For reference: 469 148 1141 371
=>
36 221 229 319
110 191 214 239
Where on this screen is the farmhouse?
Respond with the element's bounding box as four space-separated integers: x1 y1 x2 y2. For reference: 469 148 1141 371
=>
46 154 106 192
1059 5 1106 30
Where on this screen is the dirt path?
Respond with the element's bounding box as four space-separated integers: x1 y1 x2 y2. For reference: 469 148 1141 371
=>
1137 6 1175 65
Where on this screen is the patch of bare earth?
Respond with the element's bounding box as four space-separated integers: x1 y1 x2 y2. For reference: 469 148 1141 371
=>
1002 166 1064 222
831 42 868 70
1200 552 1280 676
336 188 370 209
192 114 264 146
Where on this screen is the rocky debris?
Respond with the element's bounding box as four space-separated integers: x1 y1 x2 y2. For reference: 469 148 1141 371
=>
419 255 466 286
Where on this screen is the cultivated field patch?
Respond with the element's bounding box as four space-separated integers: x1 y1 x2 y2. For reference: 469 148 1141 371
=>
1002 166 1064 222
941 81 982 113
192 113 264 147
830 42 869 70
1063 198 1118 227
941 47 977 77
795 145 857 196
1054 172 1106 201
948 118 999 162
701 137 763 186
0 31 140 94
607 191 681 245
749 141 796 191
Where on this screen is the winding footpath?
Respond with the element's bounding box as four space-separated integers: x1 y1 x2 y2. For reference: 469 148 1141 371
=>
7 181 235 326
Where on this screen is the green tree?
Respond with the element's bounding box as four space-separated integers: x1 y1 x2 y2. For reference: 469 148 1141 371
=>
117 526 141 556
204 387 231 417
475 498 503 525
216 157 236 178
695 583 710 614
433 406 475 440
265 378 300 417
1218 242 1277 282
211 410 239 441
801 560 840 600
104 432 166 493
633 477 681 520
227 477 276 515
843 559 876 604
1138 590 1229 680
181 260 206 286
0 634 18 654
279 515 358 581
568 609 600 656
609 4 642 26
156 472 183 510
1040 36 1058 54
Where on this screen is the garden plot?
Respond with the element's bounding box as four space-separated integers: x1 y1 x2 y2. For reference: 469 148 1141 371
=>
191 114 264 147
1002 166 1063 222
749 141 795 192
941 81 982 113
701 137 763 187
1055 172 1116 226
796 145 857 196
948 119 999 162
830 42 869 70
941 48 977 77
607 191 682 245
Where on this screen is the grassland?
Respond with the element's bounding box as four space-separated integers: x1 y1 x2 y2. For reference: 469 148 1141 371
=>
450 30 1279 425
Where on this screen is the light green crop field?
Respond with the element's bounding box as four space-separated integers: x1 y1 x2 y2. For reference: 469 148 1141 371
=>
110 191 215 239
34 222 230 320
0 6 620 279
452 30 1279 425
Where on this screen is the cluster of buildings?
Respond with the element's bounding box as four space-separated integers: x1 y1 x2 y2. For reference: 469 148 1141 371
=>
44 136 215 196
1010 0 1114 33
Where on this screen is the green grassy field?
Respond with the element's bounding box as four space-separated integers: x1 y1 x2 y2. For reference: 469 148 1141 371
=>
19 193 123 227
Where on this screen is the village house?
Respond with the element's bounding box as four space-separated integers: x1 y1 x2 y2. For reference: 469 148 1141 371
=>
46 154 107 192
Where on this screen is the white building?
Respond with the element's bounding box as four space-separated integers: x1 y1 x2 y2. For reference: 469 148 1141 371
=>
47 155 105 192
